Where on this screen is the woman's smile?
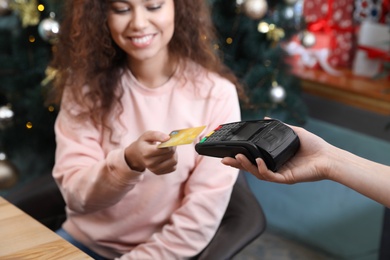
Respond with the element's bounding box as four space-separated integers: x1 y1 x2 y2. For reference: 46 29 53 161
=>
129 34 154 48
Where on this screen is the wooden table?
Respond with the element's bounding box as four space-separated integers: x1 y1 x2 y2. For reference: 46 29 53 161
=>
294 66 390 115
0 196 92 259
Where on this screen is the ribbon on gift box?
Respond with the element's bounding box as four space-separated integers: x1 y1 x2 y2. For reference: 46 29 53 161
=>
358 45 390 79
357 45 390 78
307 19 355 50
358 45 390 61
284 41 342 75
306 0 355 32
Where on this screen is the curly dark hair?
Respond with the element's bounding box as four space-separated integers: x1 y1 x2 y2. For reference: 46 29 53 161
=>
49 0 246 127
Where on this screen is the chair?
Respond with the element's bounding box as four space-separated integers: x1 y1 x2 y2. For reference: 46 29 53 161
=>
379 207 390 260
5 171 266 259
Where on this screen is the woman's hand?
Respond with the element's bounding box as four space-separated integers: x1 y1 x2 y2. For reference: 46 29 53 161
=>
125 131 178 175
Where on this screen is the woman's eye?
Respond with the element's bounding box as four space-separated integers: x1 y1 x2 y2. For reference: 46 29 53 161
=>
146 4 162 11
112 7 130 13
110 4 130 13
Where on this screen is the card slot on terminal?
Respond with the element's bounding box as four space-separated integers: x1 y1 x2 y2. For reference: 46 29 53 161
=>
230 121 266 141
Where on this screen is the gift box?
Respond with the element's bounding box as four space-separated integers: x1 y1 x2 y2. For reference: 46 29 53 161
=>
303 0 356 68
354 0 390 25
352 21 390 77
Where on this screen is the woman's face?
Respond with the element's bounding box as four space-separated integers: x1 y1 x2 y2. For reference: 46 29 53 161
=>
107 0 175 63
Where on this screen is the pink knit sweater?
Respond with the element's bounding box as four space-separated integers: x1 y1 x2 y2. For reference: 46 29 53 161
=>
53 61 241 259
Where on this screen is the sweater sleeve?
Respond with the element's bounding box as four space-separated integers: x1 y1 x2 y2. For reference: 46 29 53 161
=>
53 106 144 213
118 79 242 259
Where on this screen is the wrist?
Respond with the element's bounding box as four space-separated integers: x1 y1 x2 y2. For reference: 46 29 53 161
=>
124 146 145 172
323 144 345 181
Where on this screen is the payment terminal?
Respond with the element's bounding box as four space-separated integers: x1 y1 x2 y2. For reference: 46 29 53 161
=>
195 119 300 171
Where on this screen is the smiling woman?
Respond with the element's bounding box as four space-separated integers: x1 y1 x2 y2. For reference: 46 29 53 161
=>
107 0 175 72
46 0 248 259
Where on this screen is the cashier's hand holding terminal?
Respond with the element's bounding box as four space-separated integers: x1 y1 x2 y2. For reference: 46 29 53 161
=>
221 122 390 209
221 124 327 183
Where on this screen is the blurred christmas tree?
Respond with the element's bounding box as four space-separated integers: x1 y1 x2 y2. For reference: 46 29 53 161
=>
0 0 61 190
211 0 308 124
0 0 309 190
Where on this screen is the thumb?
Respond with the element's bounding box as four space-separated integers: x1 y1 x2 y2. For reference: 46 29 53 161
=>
143 131 170 143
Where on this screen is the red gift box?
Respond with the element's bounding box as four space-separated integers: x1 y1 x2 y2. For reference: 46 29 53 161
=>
303 0 356 68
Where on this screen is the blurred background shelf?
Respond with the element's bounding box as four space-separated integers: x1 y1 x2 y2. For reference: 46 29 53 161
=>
294 67 390 115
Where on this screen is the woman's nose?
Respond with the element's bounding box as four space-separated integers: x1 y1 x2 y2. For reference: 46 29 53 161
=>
130 8 148 30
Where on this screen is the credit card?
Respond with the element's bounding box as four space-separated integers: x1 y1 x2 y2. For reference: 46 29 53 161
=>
158 126 206 148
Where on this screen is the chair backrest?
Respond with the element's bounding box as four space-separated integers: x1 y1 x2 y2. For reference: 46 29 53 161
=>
379 207 390 260
6 170 266 259
194 172 266 259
